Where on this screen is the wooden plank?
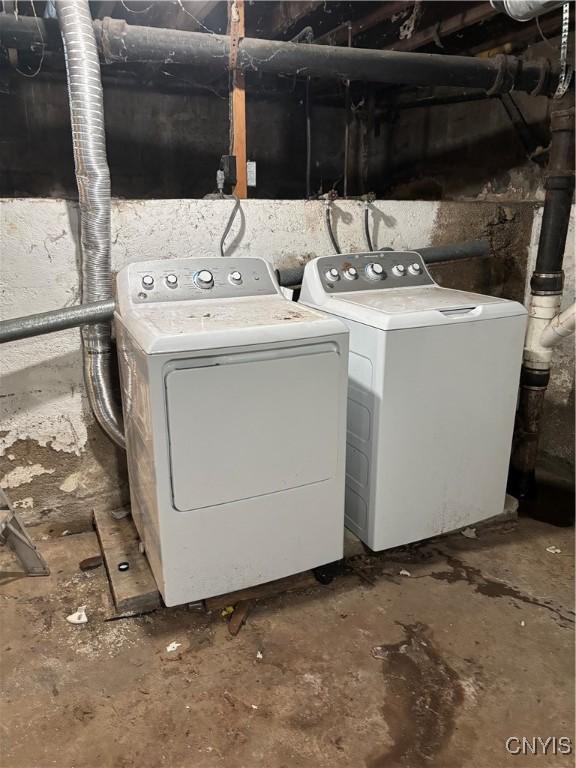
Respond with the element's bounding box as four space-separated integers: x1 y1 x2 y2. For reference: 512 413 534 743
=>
315 2 409 45
227 598 254 635
93 509 161 615
387 3 498 53
266 1 322 39
230 0 247 198
205 569 318 611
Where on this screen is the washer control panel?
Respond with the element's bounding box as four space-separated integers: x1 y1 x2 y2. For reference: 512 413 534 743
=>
317 251 433 293
124 257 278 304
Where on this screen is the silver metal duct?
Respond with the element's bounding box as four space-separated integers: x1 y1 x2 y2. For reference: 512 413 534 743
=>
490 0 564 21
56 0 125 449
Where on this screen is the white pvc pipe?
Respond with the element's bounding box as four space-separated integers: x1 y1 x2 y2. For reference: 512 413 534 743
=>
540 303 576 348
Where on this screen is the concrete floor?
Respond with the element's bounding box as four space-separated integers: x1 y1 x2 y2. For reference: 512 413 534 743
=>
1 516 574 768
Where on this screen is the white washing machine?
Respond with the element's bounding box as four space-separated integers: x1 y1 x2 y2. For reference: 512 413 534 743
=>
115 257 348 606
300 251 527 551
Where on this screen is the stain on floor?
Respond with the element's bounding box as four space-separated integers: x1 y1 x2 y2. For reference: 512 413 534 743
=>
368 622 464 768
0 517 574 768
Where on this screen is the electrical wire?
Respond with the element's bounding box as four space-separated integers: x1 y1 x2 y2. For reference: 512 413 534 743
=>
220 196 242 257
535 14 559 51
364 205 374 251
305 78 312 198
325 205 341 254
177 0 218 34
14 0 45 78
120 1 154 14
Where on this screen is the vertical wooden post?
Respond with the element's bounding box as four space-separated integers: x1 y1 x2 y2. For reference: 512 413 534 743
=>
229 0 247 198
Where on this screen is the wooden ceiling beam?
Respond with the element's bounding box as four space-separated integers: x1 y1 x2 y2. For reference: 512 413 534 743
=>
266 1 323 39
386 2 498 52
315 2 410 45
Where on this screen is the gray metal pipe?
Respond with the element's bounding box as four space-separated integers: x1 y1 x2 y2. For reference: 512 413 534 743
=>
0 14 557 95
276 238 491 287
0 300 115 344
490 0 564 22
57 0 124 449
416 239 490 264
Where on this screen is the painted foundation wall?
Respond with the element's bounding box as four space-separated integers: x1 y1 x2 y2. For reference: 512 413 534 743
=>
0 198 571 529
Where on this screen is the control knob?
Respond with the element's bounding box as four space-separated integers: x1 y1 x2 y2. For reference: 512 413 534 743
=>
229 270 243 285
344 266 359 280
392 264 406 277
165 274 178 288
141 275 154 289
408 262 422 275
325 268 340 283
365 262 385 280
195 269 214 290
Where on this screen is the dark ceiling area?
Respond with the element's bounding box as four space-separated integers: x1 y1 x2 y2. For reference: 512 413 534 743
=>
0 1 570 200
1 0 566 97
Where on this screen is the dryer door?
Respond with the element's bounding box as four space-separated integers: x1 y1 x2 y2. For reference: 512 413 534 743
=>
165 344 341 511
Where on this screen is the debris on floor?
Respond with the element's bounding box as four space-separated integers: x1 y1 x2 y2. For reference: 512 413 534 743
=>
399 568 411 577
227 599 254 636
1 517 572 768
79 555 103 572
546 545 562 554
461 527 478 539
66 605 88 625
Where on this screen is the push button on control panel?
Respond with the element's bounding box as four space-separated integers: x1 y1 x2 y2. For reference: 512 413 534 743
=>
141 275 154 290
194 269 214 290
325 268 340 283
229 270 243 285
365 262 385 280
165 274 178 288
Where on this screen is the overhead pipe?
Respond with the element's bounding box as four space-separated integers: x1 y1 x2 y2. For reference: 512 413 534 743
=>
509 92 574 498
56 0 125 449
0 14 557 95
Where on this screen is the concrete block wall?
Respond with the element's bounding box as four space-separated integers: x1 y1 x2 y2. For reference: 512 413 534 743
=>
0 198 572 530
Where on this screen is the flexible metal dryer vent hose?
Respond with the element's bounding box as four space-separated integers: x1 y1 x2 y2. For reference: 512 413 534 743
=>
57 0 125 449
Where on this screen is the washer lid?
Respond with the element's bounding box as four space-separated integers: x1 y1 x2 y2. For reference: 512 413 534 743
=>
325 285 527 330
116 295 346 353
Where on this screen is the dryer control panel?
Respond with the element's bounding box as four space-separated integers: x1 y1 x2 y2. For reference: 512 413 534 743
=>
313 251 434 294
117 257 278 310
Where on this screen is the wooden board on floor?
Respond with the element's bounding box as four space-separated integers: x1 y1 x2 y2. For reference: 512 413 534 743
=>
205 569 319 612
93 509 161 615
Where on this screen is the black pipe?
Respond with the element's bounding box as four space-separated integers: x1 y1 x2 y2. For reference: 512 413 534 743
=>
531 106 574 281
417 239 490 264
305 78 312 198
276 238 491 287
0 15 557 94
0 300 115 344
509 92 575 500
